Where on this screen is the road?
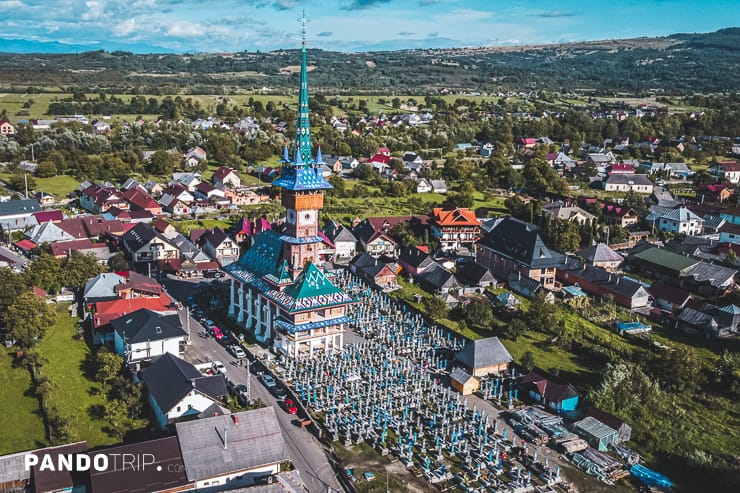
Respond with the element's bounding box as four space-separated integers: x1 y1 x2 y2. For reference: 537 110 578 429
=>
162 277 342 493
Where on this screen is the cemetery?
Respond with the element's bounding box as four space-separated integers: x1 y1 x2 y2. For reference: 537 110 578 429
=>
268 269 574 491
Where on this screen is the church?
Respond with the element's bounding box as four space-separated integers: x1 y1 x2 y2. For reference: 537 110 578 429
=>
223 25 355 359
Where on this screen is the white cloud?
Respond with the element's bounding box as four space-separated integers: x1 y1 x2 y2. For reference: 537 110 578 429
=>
114 18 137 37
81 0 104 21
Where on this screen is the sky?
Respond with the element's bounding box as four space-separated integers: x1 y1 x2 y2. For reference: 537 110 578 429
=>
0 0 737 53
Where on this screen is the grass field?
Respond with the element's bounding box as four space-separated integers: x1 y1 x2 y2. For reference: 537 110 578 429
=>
35 304 116 448
0 349 47 454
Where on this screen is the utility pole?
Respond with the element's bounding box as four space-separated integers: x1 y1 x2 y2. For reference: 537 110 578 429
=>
245 359 251 403
24 173 28 199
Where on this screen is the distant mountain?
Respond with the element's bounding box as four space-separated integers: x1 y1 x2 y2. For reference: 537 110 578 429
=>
0 28 737 94
0 37 177 55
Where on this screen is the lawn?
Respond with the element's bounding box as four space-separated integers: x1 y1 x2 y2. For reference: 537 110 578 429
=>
35 304 116 448
0 350 47 454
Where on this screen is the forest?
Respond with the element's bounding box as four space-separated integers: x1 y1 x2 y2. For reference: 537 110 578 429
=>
0 28 738 95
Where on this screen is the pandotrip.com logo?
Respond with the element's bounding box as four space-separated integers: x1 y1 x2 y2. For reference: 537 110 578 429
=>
24 453 167 473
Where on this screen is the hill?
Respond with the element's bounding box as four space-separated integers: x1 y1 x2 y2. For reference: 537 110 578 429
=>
0 28 738 95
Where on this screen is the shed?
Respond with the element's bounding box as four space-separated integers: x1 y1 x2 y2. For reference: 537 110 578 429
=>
450 367 479 396
573 416 620 451
454 337 513 377
585 406 632 443
520 368 580 413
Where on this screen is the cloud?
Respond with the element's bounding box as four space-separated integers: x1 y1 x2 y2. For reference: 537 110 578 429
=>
81 1 105 21
341 0 392 11
272 0 294 10
419 0 439 5
428 31 439 37
0 0 25 8
533 10 578 18
114 18 137 36
316 31 333 37
398 31 414 36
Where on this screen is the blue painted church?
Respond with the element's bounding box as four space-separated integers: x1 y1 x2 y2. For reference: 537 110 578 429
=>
223 23 355 358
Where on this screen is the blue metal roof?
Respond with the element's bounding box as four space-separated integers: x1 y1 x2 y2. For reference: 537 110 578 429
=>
272 164 333 191
275 315 353 334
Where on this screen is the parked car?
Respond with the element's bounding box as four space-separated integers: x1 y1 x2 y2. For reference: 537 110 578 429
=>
211 326 224 340
229 345 246 359
282 398 298 414
212 361 226 374
260 374 277 388
273 385 288 400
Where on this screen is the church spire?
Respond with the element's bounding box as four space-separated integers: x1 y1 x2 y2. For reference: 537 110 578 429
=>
294 10 312 165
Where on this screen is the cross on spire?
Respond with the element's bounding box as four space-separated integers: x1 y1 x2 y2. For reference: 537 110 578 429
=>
298 10 309 50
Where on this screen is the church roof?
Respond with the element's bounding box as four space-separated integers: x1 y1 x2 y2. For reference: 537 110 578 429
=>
272 165 333 191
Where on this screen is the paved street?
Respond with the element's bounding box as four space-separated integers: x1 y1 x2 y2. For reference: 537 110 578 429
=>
162 277 342 493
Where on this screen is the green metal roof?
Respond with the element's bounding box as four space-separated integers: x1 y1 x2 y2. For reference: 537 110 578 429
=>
633 247 699 273
234 230 284 277
284 263 343 300
264 259 293 286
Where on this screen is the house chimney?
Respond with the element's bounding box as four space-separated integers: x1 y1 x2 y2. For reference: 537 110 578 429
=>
233 415 239 426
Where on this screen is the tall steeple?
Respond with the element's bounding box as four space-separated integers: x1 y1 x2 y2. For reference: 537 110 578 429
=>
294 10 312 165
272 10 332 192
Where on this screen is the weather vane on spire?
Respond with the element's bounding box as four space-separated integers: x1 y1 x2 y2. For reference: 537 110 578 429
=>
298 10 309 49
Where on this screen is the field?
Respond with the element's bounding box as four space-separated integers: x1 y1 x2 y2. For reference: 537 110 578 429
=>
35 304 116 449
0 349 47 454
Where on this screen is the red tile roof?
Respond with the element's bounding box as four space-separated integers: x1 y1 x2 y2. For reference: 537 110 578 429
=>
432 207 480 227
13 239 36 251
33 210 64 223
93 295 174 328
50 239 108 257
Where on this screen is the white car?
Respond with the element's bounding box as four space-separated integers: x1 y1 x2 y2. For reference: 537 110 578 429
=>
212 361 226 374
229 345 247 359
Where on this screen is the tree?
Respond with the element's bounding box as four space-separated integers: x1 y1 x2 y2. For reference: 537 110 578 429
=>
505 319 528 341
23 253 62 293
521 351 535 371
93 349 124 387
326 175 346 197
725 249 737 265
6 172 36 193
147 149 177 176
463 300 493 331
423 296 448 320
61 251 104 289
525 292 557 333
36 161 58 178
35 375 57 410
107 252 129 271
103 400 132 441
7 292 57 347
0 267 27 322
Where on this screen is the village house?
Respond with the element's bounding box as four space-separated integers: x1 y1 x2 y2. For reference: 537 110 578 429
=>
477 217 566 290
183 146 207 167
0 117 15 135
417 264 460 295
398 246 436 277
212 166 241 189
696 182 734 203
630 246 737 297
171 172 202 192
0 198 40 232
603 174 654 194
353 218 403 257
122 222 180 264
657 207 704 236
577 242 624 271
194 227 240 266
520 368 580 413
557 260 650 309
328 225 358 261
455 260 497 288
709 160 740 184
79 184 129 214
719 222 740 244
121 187 162 215
111 308 187 365
416 178 432 193
88 437 190 493
175 408 289 490
159 183 194 215
349 252 399 291
142 353 228 430
601 203 640 228
431 207 481 253
676 303 740 339
542 201 597 225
